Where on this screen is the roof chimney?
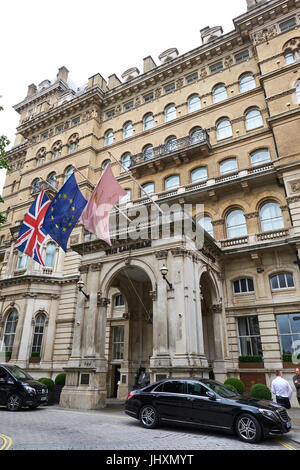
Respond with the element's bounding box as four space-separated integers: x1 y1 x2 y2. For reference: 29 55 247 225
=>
200 26 223 44
57 66 69 83
27 84 37 97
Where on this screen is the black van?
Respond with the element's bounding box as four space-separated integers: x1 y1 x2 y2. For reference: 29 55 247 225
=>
0 364 48 411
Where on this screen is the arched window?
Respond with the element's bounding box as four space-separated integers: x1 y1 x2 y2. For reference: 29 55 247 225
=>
284 50 295 65
52 141 62 160
233 278 254 294
191 167 207 183
226 209 247 238
120 189 131 204
197 215 214 237
190 127 204 144
245 108 263 130
165 104 176 122
143 144 154 161
68 134 79 154
17 251 28 269
165 136 177 153
2 310 18 352
141 182 155 197
45 243 56 268
188 94 201 113
64 166 74 182
102 159 111 171
143 113 154 130
250 148 271 166
121 153 131 172
165 175 180 191
219 158 238 175
212 84 227 103
31 178 41 194
259 201 284 232
270 272 294 290
36 148 46 166
31 314 46 355
239 73 256 93
104 129 114 146
123 121 133 139
216 118 232 140
47 172 57 188
296 81 300 104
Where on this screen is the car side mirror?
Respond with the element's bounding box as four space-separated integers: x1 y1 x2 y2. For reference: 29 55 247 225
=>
206 390 217 400
7 378 14 385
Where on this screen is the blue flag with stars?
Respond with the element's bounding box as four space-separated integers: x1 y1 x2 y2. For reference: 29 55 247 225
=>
42 173 87 252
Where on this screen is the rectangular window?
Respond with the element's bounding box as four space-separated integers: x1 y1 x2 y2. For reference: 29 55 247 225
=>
238 316 263 356
112 326 124 360
114 294 124 307
106 109 115 119
144 92 154 103
276 313 300 355
235 50 250 63
186 72 198 84
41 132 48 140
210 62 223 73
279 17 296 32
56 124 64 133
164 83 175 94
270 273 294 290
124 101 134 111
72 117 80 126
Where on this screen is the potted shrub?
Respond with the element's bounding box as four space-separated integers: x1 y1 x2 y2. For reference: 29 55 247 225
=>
282 353 300 368
54 373 66 404
5 350 12 362
224 378 245 395
29 351 41 363
38 377 55 405
238 355 264 369
250 383 272 400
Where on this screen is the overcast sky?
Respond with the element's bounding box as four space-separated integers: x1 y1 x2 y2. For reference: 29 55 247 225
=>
0 0 247 192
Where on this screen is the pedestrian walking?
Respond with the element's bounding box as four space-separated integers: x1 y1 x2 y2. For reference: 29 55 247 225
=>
137 368 150 389
271 370 293 409
293 367 300 405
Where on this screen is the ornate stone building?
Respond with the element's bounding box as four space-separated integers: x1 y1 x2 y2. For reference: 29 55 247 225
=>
1 0 300 408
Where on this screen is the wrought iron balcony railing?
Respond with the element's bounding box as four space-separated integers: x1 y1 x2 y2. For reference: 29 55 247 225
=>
129 129 211 168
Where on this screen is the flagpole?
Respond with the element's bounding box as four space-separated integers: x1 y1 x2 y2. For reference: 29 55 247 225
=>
39 177 58 193
72 166 131 223
107 151 164 214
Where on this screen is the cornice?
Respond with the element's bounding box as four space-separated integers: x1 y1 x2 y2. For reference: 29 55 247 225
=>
0 274 79 288
14 80 70 113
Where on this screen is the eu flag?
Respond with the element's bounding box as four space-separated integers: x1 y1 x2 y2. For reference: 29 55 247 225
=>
43 173 87 252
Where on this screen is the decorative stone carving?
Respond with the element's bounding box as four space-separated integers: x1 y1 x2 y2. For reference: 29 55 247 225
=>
211 303 222 313
176 78 184 89
252 25 277 45
90 263 103 272
290 180 300 193
154 88 162 98
97 295 110 307
211 219 224 226
224 56 233 68
200 68 208 80
245 211 258 219
155 250 168 260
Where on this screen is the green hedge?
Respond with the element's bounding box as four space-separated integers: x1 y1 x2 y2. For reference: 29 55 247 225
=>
31 351 40 358
38 378 55 391
224 378 245 394
238 355 263 363
54 373 66 386
225 384 237 392
282 353 300 362
250 383 272 400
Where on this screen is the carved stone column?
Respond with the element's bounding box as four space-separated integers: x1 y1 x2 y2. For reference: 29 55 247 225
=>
42 294 60 365
84 263 102 357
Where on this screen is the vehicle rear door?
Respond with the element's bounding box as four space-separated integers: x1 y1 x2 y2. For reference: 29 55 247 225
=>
0 367 12 405
151 380 193 423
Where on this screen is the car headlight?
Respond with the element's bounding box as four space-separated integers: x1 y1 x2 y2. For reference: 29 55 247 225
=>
259 408 278 420
23 385 36 394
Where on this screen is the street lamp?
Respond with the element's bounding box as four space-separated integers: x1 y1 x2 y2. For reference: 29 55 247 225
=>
160 264 173 289
77 279 90 300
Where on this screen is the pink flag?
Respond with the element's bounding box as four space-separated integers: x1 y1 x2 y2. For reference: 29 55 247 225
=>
81 164 127 245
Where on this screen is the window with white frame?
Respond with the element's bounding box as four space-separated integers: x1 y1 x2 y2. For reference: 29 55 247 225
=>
235 50 250 63
102 159 111 171
259 201 284 232
270 273 295 291
212 84 227 103
2 310 18 352
31 314 46 355
143 113 154 130
239 73 256 93
123 121 133 139
141 182 155 197
191 167 207 183
121 153 131 172
219 158 237 175
284 50 295 65
143 144 154 160
114 294 125 307
237 316 263 356
250 148 271 166
120 189 131 204
276 313 300 356
197 215 214 237
165 175 180 191
64 166 74 182
104 129 114 146
188 94 201 113
45 243 56 268
226 209 247 238
17 252 28 270
165 136 177 153
190 127 204 144
296 81 300 103
279 17 296 32
233 278 254 294
112 326 124 360
245 108 263 130
165 104 176 122
216 118 232 140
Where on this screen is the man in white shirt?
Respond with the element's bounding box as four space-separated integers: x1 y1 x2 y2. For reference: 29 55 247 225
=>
271 370 293 409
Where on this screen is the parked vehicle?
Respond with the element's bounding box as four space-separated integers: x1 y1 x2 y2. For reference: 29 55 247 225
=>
0 364 48 411
125 378 291 443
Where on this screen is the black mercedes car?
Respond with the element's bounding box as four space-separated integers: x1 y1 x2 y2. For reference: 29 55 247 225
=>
0 364 48 411
125 378 291 443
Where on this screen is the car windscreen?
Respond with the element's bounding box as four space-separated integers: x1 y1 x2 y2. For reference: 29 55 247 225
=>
5 365 34 381
204 380 240 398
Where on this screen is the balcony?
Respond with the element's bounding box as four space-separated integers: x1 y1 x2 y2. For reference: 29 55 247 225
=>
129 130 211 174
31 180 57 197
220 227 293 251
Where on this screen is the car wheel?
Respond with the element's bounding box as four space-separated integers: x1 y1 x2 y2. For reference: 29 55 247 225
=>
140 405 159 429
7 394 23 411
236 413 262 443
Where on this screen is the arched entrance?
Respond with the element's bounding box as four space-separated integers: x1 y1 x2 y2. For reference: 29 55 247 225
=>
104 264 154 400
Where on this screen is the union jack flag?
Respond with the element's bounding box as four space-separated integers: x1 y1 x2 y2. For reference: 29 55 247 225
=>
15 190 51 265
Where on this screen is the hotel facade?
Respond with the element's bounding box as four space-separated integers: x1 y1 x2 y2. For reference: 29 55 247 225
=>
1 0 300 409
